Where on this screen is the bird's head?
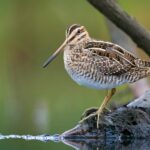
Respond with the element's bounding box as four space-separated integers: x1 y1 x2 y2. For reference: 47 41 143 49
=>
65 24 89 44
43 24 89 68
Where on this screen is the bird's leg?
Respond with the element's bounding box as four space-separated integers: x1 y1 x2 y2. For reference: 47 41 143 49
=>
97 88 116 128
79 88 116 127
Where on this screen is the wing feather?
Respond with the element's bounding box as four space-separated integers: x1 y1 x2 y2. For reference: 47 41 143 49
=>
84 41 137 75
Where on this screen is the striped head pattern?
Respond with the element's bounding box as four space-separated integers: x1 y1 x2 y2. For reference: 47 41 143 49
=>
43 24 89 68
65 24 89 44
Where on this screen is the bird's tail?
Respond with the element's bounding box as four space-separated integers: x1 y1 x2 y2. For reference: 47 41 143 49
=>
135 58 150 68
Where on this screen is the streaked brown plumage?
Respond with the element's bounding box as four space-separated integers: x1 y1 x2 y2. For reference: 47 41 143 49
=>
43 24 150 128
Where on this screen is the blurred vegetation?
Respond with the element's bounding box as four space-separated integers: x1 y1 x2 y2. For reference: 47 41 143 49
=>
0 0 150 149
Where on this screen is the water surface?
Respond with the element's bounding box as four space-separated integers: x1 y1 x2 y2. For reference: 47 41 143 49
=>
0 134 149 150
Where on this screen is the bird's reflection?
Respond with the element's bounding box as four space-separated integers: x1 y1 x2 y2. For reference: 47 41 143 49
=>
61 138 150 150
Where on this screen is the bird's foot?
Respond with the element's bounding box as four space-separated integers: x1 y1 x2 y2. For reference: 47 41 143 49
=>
81 107 110 119
79 110 103 129
79 112 96 124
96 110 102 129
79 107 110 128
104 107 111 113
81 107 98 120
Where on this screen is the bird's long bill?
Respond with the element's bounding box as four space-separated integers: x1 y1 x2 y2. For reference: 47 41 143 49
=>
43 39 67 68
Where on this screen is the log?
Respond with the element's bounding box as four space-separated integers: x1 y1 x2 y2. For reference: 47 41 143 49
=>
61 91 150 140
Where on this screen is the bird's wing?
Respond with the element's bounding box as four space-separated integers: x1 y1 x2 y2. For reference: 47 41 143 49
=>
84 41 137 75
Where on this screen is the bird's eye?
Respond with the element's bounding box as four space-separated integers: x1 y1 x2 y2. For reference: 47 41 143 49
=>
77 30 81 34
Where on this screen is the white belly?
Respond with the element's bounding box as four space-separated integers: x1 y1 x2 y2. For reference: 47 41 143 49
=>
69 73 124 89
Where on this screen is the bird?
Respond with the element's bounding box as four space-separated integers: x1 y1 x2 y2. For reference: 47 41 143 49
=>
43 24 150 128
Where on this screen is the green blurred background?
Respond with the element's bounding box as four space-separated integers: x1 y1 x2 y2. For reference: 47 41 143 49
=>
0 0 150 149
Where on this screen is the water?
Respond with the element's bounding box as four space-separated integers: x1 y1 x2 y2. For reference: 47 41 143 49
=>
0 133 150 150
0 134 60 142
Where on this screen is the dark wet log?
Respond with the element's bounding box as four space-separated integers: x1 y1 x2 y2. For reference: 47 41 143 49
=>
87 0 150 56
61 91 150 139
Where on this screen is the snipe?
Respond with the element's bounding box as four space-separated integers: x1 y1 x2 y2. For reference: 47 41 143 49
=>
43 24 150 128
